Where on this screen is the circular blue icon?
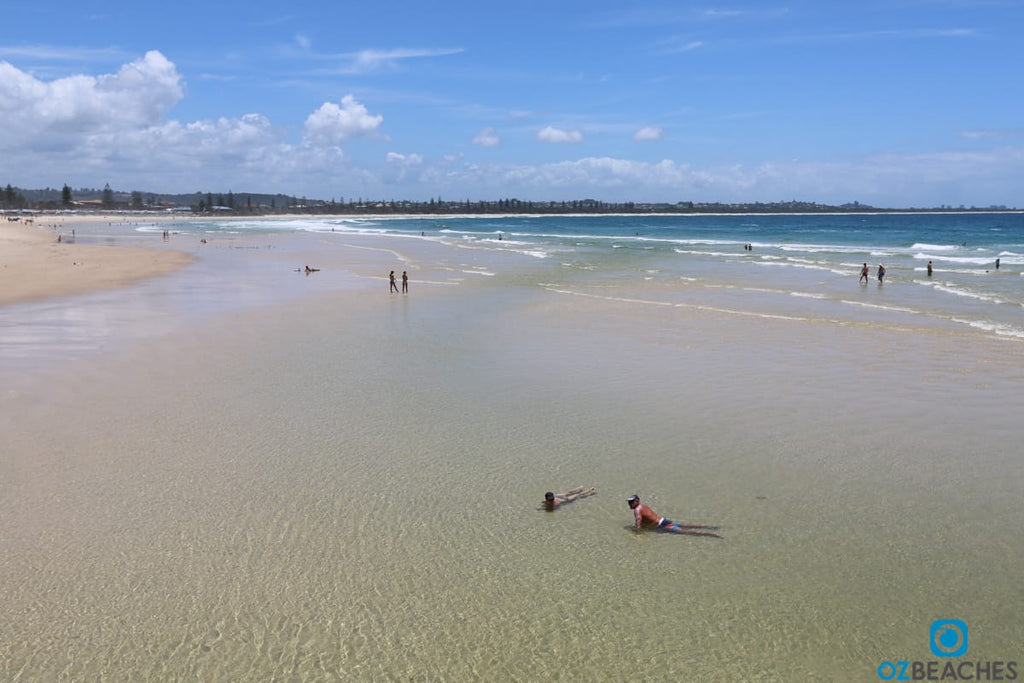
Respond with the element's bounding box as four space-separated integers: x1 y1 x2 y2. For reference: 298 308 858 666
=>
930 619 968 658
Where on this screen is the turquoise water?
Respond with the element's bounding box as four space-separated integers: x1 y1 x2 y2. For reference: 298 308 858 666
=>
5 212 1020 383
148 212 1024 340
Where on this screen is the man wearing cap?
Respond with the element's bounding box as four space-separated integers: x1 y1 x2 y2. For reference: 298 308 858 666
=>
627 494 721 537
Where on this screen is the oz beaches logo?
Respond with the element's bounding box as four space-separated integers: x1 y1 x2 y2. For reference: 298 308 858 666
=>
931 619 969 659
877 619 1018 681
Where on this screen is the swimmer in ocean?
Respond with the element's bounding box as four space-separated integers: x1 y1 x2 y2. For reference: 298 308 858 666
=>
542 486 596 511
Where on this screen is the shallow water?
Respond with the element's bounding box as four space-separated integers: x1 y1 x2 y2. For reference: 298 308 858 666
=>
2 229 1022 681
153 211 1024 340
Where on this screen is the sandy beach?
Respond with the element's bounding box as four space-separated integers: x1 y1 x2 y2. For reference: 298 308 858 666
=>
1 218 1022 680
0 215 195 307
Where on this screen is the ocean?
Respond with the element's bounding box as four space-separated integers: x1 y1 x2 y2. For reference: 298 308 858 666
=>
2 212 1023 680
152 211 1024 340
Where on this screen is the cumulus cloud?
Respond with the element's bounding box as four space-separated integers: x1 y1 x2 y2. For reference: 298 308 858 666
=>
383 151 425 184
633 126 663 142
536 126 584 144
386 152 423 164
0 53 390 194
0 50 182 146
473 129 501 149
473 127 501 147
303 95 383 146
1 50 1019 207
416 148 1024 207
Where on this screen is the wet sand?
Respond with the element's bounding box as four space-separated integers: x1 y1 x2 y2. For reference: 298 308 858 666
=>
0 217 194 306
1 229 1022 680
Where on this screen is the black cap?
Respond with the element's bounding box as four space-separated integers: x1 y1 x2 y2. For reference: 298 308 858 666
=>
544 492 555 500
627 494 640 503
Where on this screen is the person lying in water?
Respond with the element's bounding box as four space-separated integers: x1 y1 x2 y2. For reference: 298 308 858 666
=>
542 486 596 511
626 494 722 538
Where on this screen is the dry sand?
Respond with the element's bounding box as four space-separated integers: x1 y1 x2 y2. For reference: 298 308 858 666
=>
0 216 194 306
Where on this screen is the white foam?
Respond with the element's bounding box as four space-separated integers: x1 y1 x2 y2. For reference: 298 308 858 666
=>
673 249 740 257
917 254 999 265
931 284 1005 304
840 300 920 314
911 243 960 252
951 318 1024 339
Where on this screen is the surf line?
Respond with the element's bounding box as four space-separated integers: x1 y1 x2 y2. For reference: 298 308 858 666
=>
541 286 818 323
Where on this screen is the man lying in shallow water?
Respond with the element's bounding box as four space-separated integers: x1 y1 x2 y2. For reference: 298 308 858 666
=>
541 486 596 511
627 494 722 538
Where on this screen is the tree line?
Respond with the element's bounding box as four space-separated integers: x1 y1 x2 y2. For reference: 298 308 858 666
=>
2 183 1016 214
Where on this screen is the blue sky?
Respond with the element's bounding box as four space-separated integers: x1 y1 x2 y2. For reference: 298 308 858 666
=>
1 0 1022 207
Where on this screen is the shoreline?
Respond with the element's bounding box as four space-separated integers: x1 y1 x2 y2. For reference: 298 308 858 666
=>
8 207 1024 224
0 218 194 307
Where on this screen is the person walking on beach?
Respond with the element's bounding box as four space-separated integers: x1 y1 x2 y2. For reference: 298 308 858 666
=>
402 270 408 293
627 494 721 538
542 486 596 511
927 261 933 277
877 264 886 284
859 263 870 284
389 270 399 293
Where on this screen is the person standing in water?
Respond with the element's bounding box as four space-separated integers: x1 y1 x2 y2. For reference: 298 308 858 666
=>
927 261 933 277
389 270 399 293
402 271 408 293
877 264 886 284
860 263 870 284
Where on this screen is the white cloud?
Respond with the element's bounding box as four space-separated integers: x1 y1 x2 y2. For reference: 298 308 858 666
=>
302 95 383 146
959 128 1022 141
383 152 425 184
664 40 705 54
536 126 584 144
0 44 129 65
386 152 423 164
340 47 464 74
0 53 384 194
783 28 979 45
66 113 297 188
415 149 1024 207
0 51 1020 207
473 127 500 147
633 126 663 142
0 50 182 145
701 9 743 19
